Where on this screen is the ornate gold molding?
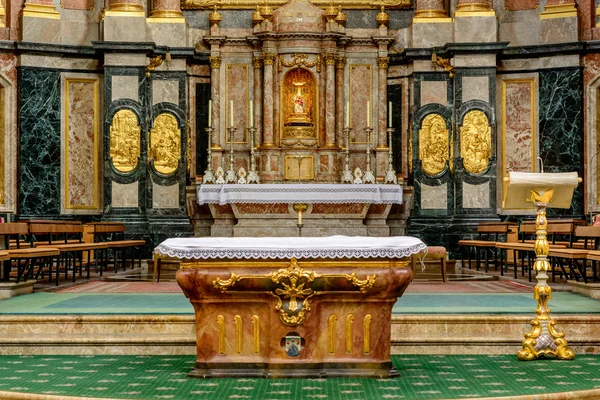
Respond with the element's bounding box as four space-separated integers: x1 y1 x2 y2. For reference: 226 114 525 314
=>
217 315 225 354
377 56 389 69
345 314 354 354
252 315 260 353
252 56 263 69
262 52 277 65
209 56 222 69
328 314 337 353
182 0 412 10
540 3 576 19
234 315 243 353
22 3 60 19
363 314 372 354
208 4 222 26
213 258 376 326
279 53 322 72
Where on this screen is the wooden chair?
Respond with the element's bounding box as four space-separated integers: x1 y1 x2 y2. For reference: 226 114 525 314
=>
84 222 146 273
458 222 517 272
0 223 60 284
29 221 108 282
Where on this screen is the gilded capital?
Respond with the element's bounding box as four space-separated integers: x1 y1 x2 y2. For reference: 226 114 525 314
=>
262 52 277 65
336 55 346 69
209 56 222 69
252 56 263 69
323 53 336 65
377 56 389 69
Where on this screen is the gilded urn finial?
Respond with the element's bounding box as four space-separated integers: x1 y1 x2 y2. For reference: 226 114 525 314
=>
260 0 274 21
209 5 222 27
376 5 389 27
335 5 346 26
252 4 263 26
324 0 338 22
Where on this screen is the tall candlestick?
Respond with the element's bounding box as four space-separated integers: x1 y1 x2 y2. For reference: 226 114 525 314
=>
208 100 212 127
366 100 370 129
249 102 253 128
345 101 349 128
230 100 234 128
388 101 392 128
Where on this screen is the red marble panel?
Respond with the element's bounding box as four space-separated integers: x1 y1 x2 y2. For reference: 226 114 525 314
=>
367 204 387 215
60 0 93 10
504 0 538 10
212 204 234 215
66 79 98 209
503 80 533 174
311 203 365 214
236 203 289 214
269 155 279 172
226 64 249 143
349 64 372 144
319 154 329 173
583 54 600 87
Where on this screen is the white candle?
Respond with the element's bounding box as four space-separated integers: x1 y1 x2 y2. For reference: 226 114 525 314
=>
345 101 349 128
249 102 253 128
388 101 392 128
298 209 302 224
230 100 234 128
366 100 370 128
208 100 212 127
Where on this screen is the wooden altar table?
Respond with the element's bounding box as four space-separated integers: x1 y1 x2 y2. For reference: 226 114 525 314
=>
155 235 424 378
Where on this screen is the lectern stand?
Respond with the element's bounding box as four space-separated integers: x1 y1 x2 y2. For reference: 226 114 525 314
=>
503 171 580 360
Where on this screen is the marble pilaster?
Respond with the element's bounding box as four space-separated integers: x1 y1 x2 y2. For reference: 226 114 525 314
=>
335 55 345 148
0 54 16 215
103 0 146 42
376 56 389 149
147 0 185 48
209 56 221 150
411 0 452 48
262 52 275 147
324 53 336 148
252 56 262 146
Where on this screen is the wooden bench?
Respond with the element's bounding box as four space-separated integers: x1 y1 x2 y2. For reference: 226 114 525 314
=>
548 225 600 283
0 223 60 284
84 222 146 273
458 222 517 272
411 246 447 282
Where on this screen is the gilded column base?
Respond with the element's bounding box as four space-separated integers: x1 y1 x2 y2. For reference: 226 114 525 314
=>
540 4 577 19
22 3 60 19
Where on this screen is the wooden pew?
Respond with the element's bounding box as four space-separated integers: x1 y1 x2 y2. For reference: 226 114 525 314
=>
84 222 146 273
458 222 517 272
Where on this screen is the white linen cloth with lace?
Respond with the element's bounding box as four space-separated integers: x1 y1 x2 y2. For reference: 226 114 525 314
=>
197 184 403 205
155 235 425 260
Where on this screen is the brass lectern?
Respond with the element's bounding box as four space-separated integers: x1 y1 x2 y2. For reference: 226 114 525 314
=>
503 171 580 360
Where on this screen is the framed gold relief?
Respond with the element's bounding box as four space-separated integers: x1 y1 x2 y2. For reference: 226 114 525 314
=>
285 155 314 180
182 0 412 10
460 110 491 175
149 113 181 175
418 113 448 176
110 109 141 173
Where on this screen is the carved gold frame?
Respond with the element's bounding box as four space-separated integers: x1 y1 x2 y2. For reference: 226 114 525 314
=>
64 78 100 210
181 0 412 10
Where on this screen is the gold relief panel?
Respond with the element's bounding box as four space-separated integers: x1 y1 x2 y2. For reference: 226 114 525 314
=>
285 155 314 180
182 0 412 10
149 113 181 175
460 110 491 175
110 109 141 173
418 113 448 176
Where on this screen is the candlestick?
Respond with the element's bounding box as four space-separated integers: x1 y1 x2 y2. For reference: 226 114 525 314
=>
363 127 375 184
388 101 392 128
225 127 237 183
247 127 260 184
202 127 215 184
341 127 353 183
384 128 397 184
230 100 234 128
208 100 212 127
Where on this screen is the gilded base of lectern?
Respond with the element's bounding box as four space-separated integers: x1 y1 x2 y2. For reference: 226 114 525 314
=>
176 258 412 378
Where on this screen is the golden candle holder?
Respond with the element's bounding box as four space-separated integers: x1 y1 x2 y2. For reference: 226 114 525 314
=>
202 127 215 184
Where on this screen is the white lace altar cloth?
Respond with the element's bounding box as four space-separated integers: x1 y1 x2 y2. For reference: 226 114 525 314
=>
197 184 403 205
155 235 425 260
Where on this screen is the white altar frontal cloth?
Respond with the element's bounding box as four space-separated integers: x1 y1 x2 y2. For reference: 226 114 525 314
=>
197 184 403 205
155 235 425 260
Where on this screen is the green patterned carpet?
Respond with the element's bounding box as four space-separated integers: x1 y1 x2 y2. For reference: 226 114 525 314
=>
1 291 600 314
0 354 599 399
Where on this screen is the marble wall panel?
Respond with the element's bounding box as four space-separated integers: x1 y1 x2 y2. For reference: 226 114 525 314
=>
19 68 61 217
60 9 102 45
152 182 179 209
454 16 497 44
61 74 102 214
0 54 17 214
20 55 100 70
420 183 447 209
153 79 179 105
225 64 249 143
462 182 490 209
540 17 578 44
461 76 489 103
112 75 139 102
538 54 579 69
505 0 538 10
498 10 540 46
411 22 453 48
539 68 583 216
147 22 187 48
22 17 60 43
103 15 147 42
112 181 138 208
349 64 373 143
420 81 447 106
104 54 147 67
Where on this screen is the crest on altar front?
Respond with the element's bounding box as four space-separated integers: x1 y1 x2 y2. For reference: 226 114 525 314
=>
281 68 318 147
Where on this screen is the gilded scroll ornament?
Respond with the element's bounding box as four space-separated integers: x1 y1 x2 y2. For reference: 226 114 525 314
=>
149 113 181 175
213 258 376 327
262 52 277 65
419 113 448 176
376 56 390 69
209 56 222 69
279 53 322 73
182 0 412 10
460 110 491 174
252 56 262 69
110 109 141 173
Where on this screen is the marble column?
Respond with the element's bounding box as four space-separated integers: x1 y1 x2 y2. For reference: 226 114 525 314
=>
414 0 447 18
262 52 276 148
454 0 496 42
456 0 492 11
150 0 183 17
335 55 346 148
324 53 337 148
209 55 222 150
107 0 143 11
253 56 263 146
377 57 389 150
412 0 451 48
103 0 146 42
148 0 185 58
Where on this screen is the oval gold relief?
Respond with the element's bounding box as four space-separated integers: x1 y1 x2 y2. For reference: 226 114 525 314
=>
460 110 491 174
419 113 448 176
150 113 181 175
110 109 141 173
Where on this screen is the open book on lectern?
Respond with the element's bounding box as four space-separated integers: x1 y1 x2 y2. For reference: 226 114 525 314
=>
502 171 581 210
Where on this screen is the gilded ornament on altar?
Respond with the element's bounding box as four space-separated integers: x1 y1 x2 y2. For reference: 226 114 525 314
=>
460 110 491 174
149 113 181 175
279 53 322 72
110 109 141 173
182 0 412 10
376 5 389 27
419 113 448 176
282 68 317 146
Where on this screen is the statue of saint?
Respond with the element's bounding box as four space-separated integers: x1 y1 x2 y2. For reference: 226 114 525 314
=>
293 93 305 114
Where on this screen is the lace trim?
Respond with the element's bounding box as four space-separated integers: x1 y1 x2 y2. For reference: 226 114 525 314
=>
154 242 427 260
